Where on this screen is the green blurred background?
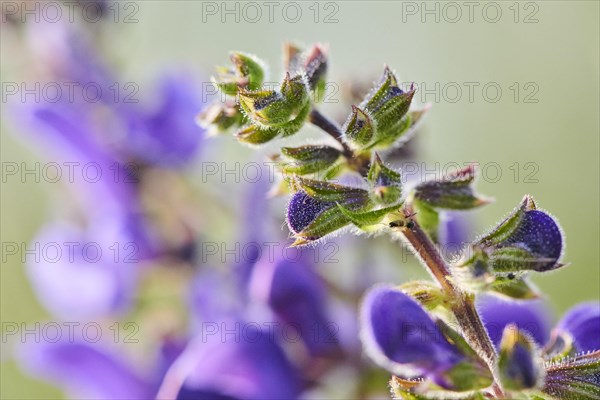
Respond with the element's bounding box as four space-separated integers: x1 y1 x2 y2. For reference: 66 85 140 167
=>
1 1 598 398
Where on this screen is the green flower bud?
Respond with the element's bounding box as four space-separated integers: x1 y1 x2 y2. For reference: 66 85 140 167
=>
343 105 374 148
239 74 309 128
411 165 491 210
196 101 244 136
278 145 342 175
367 153 402 205
212 52 266 95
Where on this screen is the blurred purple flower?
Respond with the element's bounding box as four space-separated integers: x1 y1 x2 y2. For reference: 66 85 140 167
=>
248 248 343 357
161 328 302 400
26 222 139 319
17 339 154 400
9 21 207 319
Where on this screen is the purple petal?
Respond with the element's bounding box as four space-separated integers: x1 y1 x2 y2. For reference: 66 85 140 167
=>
477 294 552 348
501 210 564 271
286 191 333 234
249 250 340 356
556 302 600 353
124 74 206 167
360 285 463 378
26 222 139 319
160 328 301 400
17 340 152 400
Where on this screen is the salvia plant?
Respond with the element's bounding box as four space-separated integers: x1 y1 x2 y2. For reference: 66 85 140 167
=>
199 43 600 400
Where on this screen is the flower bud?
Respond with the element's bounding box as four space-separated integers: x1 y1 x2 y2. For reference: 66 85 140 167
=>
196 102 244 136
211 52 266 95
412 164 490 210
343 105 374 148
474 195 565 273
235 124 280 145
368 153 402 205
278 145 342 175
543 350 600 399
497 324 544 391
286 179 371 245
239 74 309 129
304 44 328 102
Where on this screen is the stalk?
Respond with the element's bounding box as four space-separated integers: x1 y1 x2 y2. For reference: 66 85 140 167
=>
396 205 505 398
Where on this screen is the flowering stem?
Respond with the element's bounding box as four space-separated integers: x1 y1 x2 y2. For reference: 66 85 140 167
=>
308 108 354 158
397 205 505 397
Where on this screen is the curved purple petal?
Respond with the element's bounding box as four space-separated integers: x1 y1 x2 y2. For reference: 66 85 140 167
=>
249 250 340 356
161 327 302 400
17 339 152 400
477 294 552 348
500 210 564 272
286 191 333 234
360 285 463 378
556 302 600 353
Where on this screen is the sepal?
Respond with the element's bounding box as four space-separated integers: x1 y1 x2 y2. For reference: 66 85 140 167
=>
343 105 374 148
239 74 309 129
277 145 342 175
368 154 403 205
337 202 401 230
212 52 266 95
196 101 245 135
411 165 490 210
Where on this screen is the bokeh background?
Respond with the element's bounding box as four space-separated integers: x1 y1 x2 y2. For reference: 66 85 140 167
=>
1 1 599 398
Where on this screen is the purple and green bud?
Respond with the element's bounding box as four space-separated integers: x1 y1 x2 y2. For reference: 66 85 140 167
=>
283 43 328 102
474 195 565 273
543 350 600 400
497 324 544 391
286 178 371 245
411 165 490 210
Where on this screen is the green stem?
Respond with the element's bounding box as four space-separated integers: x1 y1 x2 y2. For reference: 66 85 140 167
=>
396 205 505 398
308 108 370 176
308 108 354 158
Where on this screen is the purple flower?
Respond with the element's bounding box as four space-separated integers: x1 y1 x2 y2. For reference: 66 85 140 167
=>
248 249 342 357
362 288 599 392
161 329 302 400
360 286 464 382
477 295 600 354
17 339 154 400
26 222 139 319
555 302 600 353
477 295 552 347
